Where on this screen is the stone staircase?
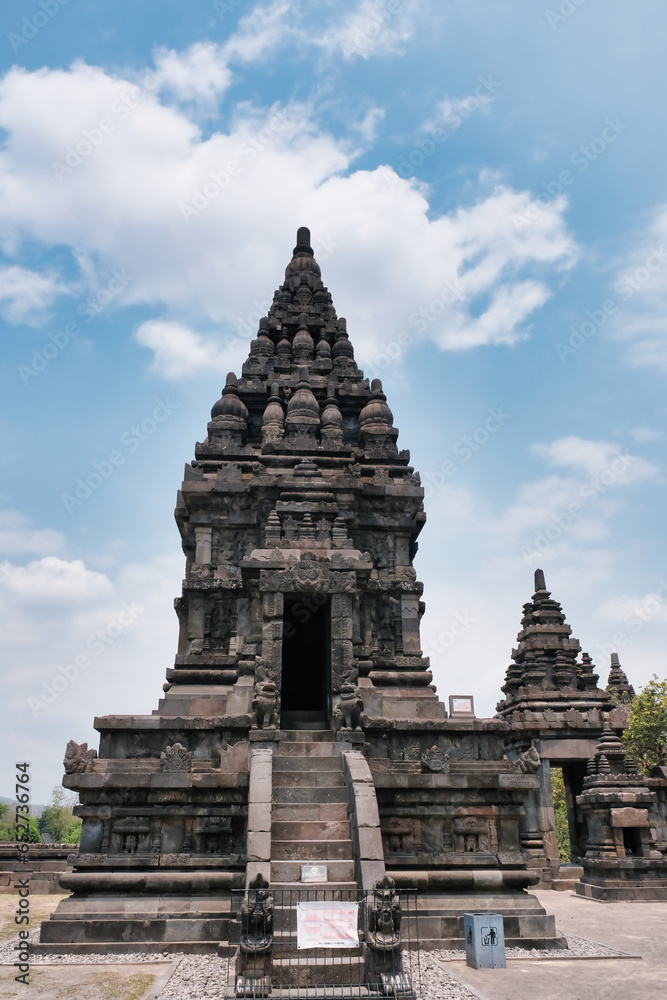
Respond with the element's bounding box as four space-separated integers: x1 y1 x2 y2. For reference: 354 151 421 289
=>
269 731 364 988
270 731 356 890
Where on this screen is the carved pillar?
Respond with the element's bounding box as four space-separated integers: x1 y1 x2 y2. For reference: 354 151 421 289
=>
194 527 212 565
187 594 205 654
331 592 353 692
400 596 421 654
261 592 284 685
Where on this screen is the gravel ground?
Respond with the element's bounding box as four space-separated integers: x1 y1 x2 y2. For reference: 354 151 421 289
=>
425 932 628 962
155 953 479 1000
419 952 479 999
0 930 630 998
156 956 231 999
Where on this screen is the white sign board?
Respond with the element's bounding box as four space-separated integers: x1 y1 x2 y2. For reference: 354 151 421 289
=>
296 901 359 950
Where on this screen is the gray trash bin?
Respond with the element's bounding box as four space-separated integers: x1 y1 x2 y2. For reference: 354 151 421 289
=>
463 912 506 969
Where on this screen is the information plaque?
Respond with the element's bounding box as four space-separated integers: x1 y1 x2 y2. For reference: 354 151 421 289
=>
296 901 359 949
301 864 327 883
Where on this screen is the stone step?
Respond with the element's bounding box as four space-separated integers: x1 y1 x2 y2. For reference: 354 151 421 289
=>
272 803 349 823
273 770 345 788
271 881 359 895
272 942 363 960
39 915 236 948
273 756 342 772
272 786 348 805
272 821 351 841
272 840 354 861
552 879 580 891
278 742 337 757
279 730 336 743
271 955 365 987
271 860 355 882
37 940 234 955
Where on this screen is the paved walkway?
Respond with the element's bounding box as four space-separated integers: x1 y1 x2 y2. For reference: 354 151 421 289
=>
447 889 667 1000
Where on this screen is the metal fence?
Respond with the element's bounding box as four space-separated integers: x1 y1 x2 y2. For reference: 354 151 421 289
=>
224 886 421 999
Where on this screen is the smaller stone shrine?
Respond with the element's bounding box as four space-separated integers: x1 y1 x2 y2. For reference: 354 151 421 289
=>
496 570 635 886
576 726 667 900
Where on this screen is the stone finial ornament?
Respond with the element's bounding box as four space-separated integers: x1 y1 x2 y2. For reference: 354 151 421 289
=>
160 743 192 772
606 652 636 701
63 740 97 774
421 746 450 773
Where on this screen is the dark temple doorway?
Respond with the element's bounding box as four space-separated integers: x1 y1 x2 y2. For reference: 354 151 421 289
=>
281 595 331 729
561 761 589 861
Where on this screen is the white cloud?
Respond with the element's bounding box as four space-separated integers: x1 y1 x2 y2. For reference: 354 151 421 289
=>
428 91 493 131
418 434 665 713
154 0 418 120
319 0 425 61
630 426 662 444
0 526 182 800
595 590 667 626
0 60 574 369
154 42 232 115
530 436 657 483
354 106 385 143
2 556 113 606
135 318 247 379
0 510 64 557
223 0 297 63
610 204 667 369
0 264 69 323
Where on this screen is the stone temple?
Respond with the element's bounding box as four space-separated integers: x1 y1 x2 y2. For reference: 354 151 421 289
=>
38 229 667 957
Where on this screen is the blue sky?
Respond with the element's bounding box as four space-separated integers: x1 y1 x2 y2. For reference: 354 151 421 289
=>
1 0 667 800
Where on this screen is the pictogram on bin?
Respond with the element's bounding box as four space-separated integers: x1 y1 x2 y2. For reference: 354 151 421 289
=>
463 912 506 969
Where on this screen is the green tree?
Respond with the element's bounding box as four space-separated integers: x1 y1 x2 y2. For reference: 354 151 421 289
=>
550 767 571 862
622 675 667 773
0 802 42 843
37 787 80 844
